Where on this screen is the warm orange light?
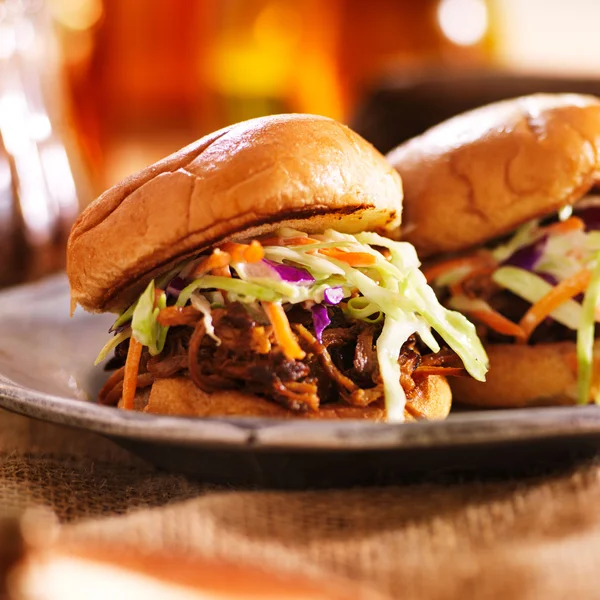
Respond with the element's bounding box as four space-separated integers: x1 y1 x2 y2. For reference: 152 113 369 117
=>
210 1 304 97
437 0 488 46
253 3 302 50
49 0 103 31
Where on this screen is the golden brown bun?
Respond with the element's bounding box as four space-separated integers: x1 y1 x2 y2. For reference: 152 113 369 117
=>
125 376 451 421
450 341 600 408
68 114 402 312
386 94 600 257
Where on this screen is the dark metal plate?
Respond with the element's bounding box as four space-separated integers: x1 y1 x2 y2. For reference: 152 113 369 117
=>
1 276 599 487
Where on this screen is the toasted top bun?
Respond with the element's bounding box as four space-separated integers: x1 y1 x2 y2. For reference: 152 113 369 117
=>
68 114 403 312
386 94 600 257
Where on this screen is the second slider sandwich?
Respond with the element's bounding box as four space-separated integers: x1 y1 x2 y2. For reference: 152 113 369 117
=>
387 94 600 408
67 114 487 422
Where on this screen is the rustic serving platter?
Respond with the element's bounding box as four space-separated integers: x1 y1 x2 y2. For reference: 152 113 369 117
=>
1 275 599 487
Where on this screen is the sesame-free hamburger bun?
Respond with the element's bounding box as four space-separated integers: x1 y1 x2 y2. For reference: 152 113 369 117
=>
66 114 487 422
387 94 600 258
68 114 402 313
387 94 600 408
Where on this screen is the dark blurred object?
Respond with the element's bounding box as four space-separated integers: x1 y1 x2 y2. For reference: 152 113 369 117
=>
0 0 91 288
351 71 600 153
0 511 25 599
335 0 494 114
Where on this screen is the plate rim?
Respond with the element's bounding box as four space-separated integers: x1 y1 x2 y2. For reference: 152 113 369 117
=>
3 274 600 453
3 377 600 451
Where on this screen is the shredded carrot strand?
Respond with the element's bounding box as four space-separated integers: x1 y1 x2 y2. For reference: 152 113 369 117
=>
193 249 231 277
471 309 526 340
422 253 495 283
318 248 376 266
121 337 143 410
260 236 320 247
192 242 265 277
519 269 591 341
211 265 232 278
413 366 468 378
243 240 265 262
283 236 320 246
261 301 305 360
157 306 201 326
220 241 264 263
218 242 246 262
542 216 585 236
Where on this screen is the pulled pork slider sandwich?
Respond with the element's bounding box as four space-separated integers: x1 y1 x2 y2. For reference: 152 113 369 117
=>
67 114 487 422
387 94 600 407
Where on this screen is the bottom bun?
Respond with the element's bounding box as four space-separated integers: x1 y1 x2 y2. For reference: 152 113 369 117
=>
450 341 600 408
119 375 452 421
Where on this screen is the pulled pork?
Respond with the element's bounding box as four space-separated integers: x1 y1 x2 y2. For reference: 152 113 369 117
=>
100 303 457 412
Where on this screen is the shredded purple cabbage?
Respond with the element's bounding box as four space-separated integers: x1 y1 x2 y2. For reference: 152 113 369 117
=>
108 322 128 334
502 236 547 271
263 259 315 284
323 286 344 305
166 276 186 298
538 272 559 286
311 304 330 343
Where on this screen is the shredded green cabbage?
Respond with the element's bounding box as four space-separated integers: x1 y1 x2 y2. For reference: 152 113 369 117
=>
96 228 490 420
577 252 600 404
110 302 136 332
94 328 131 365
356 231 488 380
448 295 495 314
177 276 281 306
230 262 317 300
263 246 346 277
131 280 167 356
346 297 383 322
536 230 589 282
492 266 583 330
491 220 540 263
271 230 488 380
190 291 221 345
430 206 600 406
377 317 416 421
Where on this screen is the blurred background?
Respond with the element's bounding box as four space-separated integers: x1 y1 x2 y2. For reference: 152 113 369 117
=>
3 0 600 285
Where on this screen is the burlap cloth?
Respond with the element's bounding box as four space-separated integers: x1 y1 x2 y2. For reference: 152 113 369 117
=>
3 407 600 599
